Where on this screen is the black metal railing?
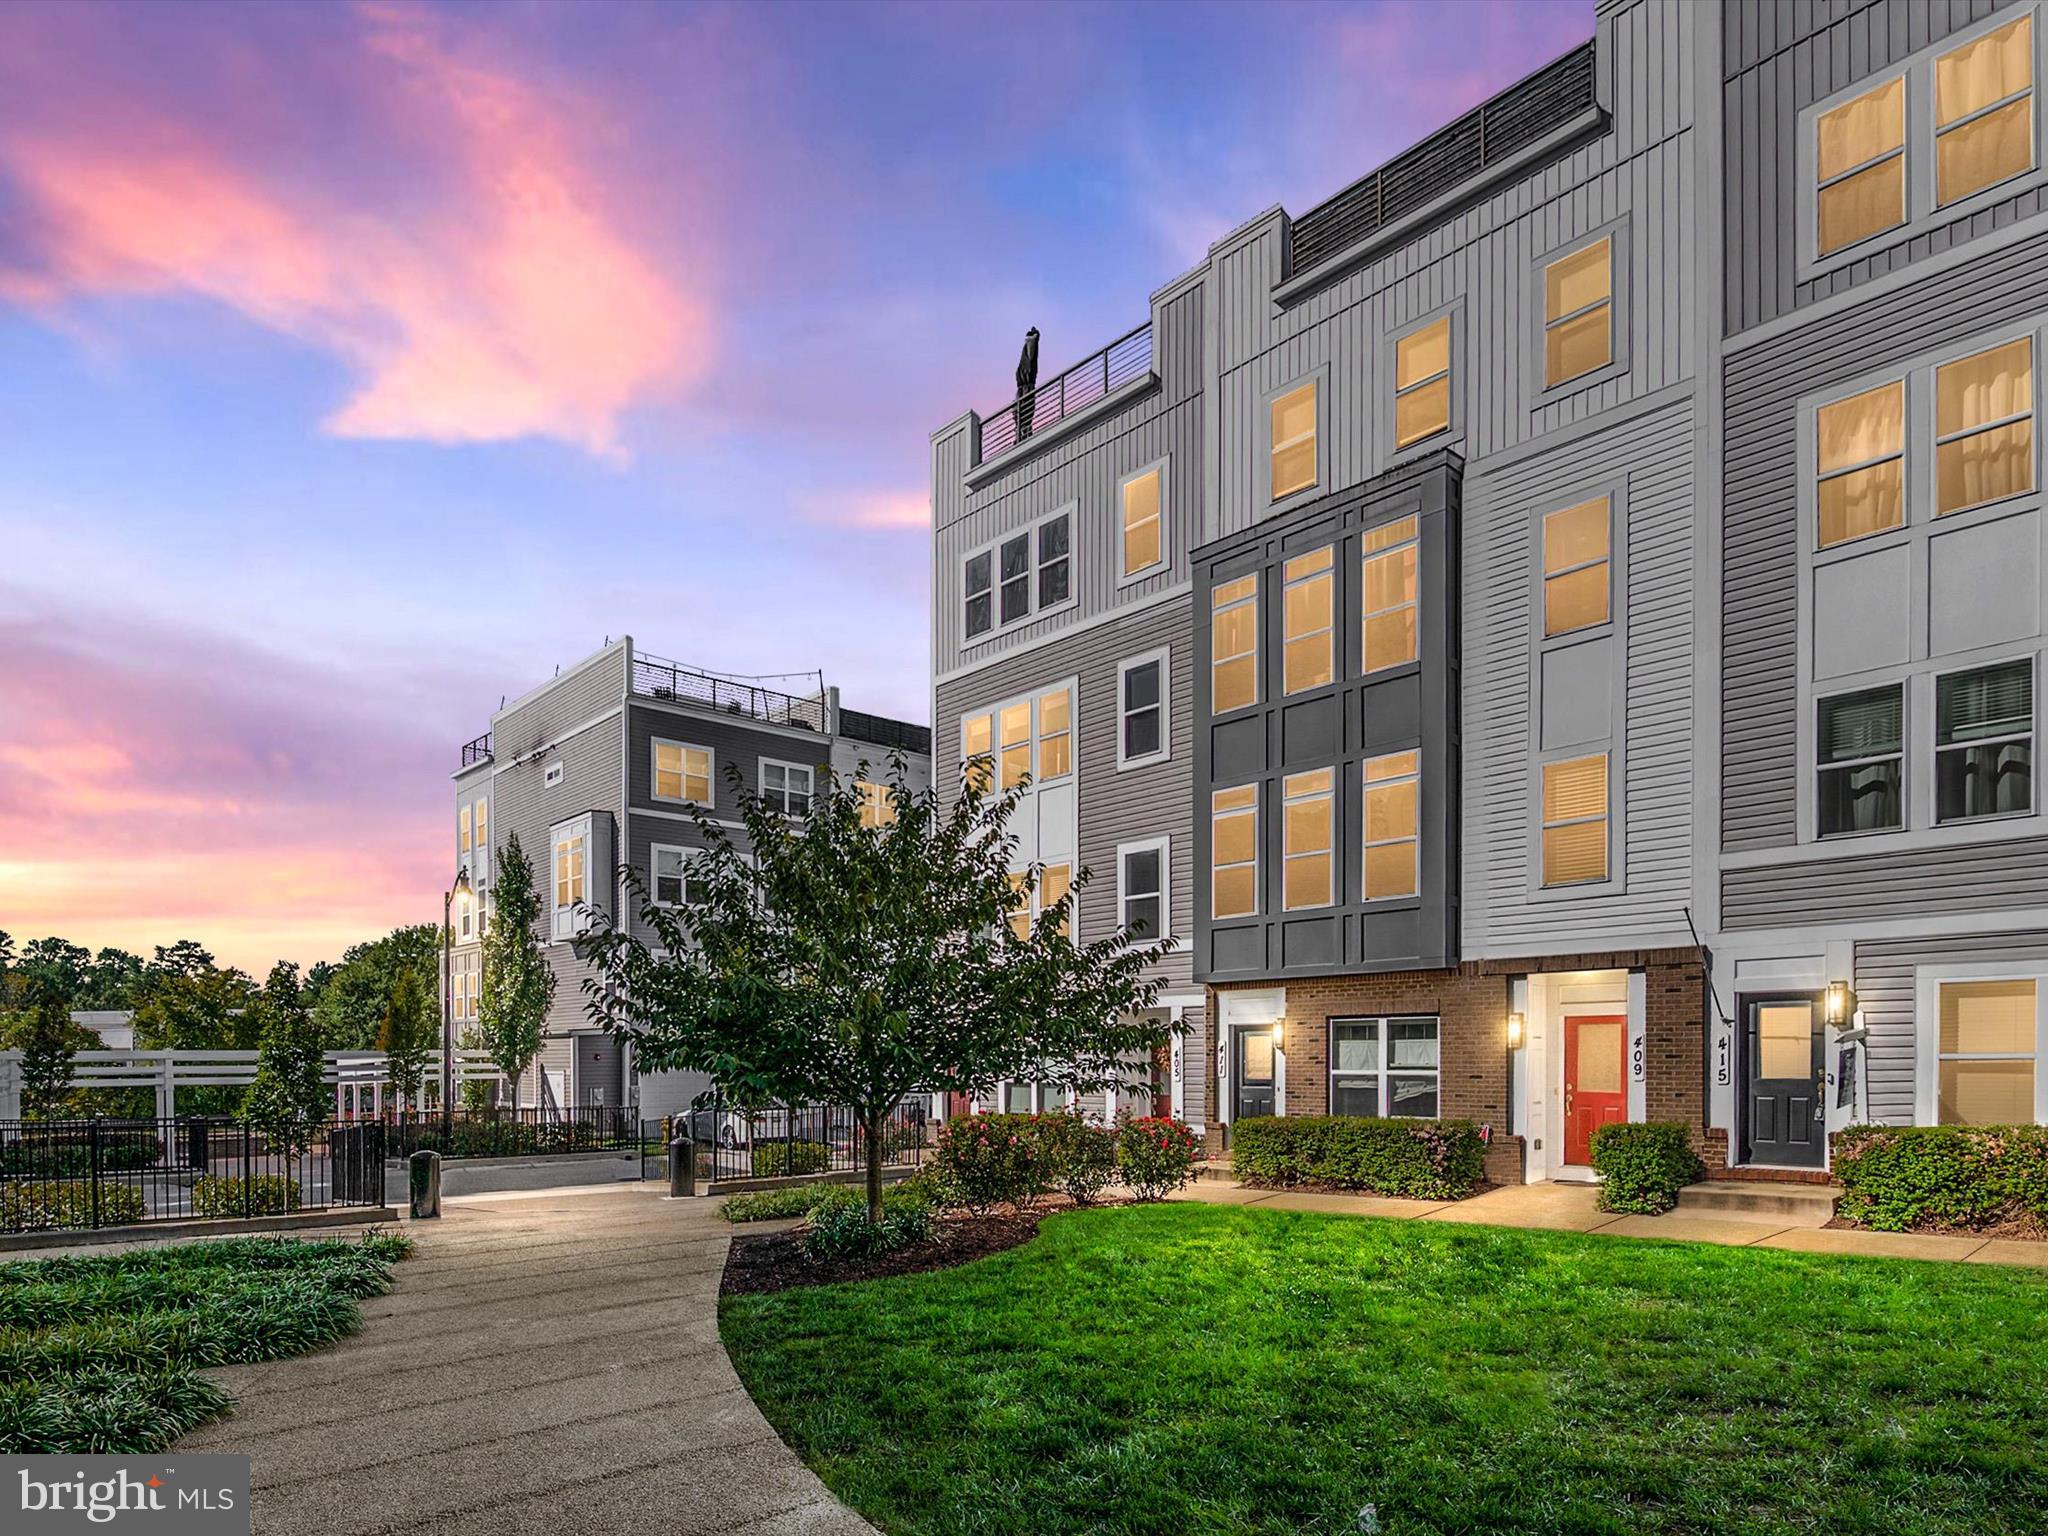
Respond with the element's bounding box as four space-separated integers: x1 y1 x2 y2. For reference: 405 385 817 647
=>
0 1117 386 1234
631 654 828 732
654 1097 929 1185
977 322 1152 464
836 708 932 757
460 732 493 768
1289 41 1598 277
377 1105 637 1161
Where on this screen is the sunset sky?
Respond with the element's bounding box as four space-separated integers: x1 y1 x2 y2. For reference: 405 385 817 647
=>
0 0 1593 974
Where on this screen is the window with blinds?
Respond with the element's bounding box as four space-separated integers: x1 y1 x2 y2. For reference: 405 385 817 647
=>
1540 753 1609 886
1817 685 1905 836
1936 660 2035 822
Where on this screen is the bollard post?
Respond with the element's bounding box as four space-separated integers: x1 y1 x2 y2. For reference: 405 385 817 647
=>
409 1149 442 1219
667 1136 695 1198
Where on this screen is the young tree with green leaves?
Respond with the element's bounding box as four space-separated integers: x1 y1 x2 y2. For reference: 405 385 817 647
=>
479 831 554 1113
377 968 434 1110
312 926 440 1051
243 962 330 1155
578 757 1178 1223
5 974 93 1119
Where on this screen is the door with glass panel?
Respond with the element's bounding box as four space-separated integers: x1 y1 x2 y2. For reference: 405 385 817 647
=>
1233 1028 1276 1122
1740 995 1824 1167
1563 1014 1626 1165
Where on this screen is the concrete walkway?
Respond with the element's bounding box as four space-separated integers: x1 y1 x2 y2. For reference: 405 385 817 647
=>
1174 1177 2048 1267
177 1183 876 1536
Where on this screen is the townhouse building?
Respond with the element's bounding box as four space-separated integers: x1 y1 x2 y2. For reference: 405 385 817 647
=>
451 638 931 1121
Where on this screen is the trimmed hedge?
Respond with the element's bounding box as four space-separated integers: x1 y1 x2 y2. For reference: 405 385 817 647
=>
1834 1123 2048 1233
1230 1116 1485 1200
1 1181 147 1232
751 1140 832 1179
1588 1122 1703 1215
191 1175 301 1219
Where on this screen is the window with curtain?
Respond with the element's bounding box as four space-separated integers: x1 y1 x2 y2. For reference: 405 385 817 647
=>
1282 545 1335 695
1817 685 1905 836
1936 336 2034 516
1816 380 1906 546
1330 1017 1440 1118
1936 15 2035 207
1936 661 2034 822
1816 75 1906 255
1362 515 1419 673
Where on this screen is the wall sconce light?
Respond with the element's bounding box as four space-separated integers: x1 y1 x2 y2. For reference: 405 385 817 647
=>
1506 1011 1525 1051
1270 1020 1285 1049
1823 980 1858 1029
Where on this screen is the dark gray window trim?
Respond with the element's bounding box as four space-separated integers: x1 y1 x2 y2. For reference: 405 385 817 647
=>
649 734 716 808
1384 296 1464 467
1528 217 1631 407
1261 365 1332 514
1116 456 1172 587
1116 645 1173 771
959 502 1081 649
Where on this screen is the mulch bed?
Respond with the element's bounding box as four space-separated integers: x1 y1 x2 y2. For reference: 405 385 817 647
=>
721 1205 1058 1297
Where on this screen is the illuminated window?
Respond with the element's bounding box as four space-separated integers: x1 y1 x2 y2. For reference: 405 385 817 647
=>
1816 76 1906 254
1281 767 1334 911
1007 871 1032 941
653 740 713 803
1542 497 1611 635
1212 573 1259 714
474 798 487 856
1542 237 1612 387
551 823 587 940
857 781 895 828
1936 15 2035 207
1038 687 1072 780
961 713 994 792
1816 381 1906 546
1282 546 1335 695
1937 979 2038 1124
1540 754 1608 886
1122 465 1164 577
1936 337 2034 515
459 804 472 854
1394 316 1451 447
999 701 1031 789
1212 784 1259 919
1362 515 1419 673
1271 381 1318 500
1363 751 1420 900
1041 862 1073 939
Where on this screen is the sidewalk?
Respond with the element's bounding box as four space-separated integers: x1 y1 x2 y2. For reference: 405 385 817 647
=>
1173 1176 2048 1267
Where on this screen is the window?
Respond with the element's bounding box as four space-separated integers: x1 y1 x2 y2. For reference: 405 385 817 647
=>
1038 687 1072 781
1007 871 1032 941
459 804 472 854
1362 515 1419 673
1041 862 1073 939
1037 513 1071 610
1330 1017 1440 1118
543 762 563 788
1394 316 1451 447
1817 685 1904 836
1212 784 1258 919
1122 465 1164 578
1362 751 1419 901
1118 651 1168 769
1936 660 2035 822
1270 381 1318 500
1281 767 1334 911
998 532 1030 625
1282 546 1335 695
961 712 994 792
857 781 895 828
759 760 814 816
1816 381 1906 546
964 550 993 639
1542 497 1610 635
1816 76 1906 255
1936 15 2035 208
474 797 487 857
1118 838 1167 942
999 701 1031 789
1211 574 1258 714
551 824 586 940
1542 237 1612 387
653 740 712 803
1937 979 2038 1124
1540 753 1609 886
1935 336 2034 515
652 845 707 907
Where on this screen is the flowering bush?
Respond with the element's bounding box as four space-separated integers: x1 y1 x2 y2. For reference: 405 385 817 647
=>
1116 1116 1200 1201
1834 1123 2048 1232
935 1113 1055 1214
1039 1115 1119 1204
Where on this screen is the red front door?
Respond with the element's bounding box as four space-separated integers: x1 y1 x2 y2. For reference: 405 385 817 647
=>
1564 1014 1627 1165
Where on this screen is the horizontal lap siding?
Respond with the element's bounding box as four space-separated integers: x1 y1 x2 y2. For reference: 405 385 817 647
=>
1852 928 2048 1121
492 644 626 761
1723 836 2048 927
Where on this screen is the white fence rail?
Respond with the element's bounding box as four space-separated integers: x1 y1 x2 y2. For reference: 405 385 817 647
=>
0 1048 504 1121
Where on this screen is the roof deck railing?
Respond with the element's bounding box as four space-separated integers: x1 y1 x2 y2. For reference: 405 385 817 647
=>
631 652 828 732
459 733 493 769
976 321 1152 464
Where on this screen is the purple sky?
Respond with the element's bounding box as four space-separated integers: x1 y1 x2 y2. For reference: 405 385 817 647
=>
0 0 1594 971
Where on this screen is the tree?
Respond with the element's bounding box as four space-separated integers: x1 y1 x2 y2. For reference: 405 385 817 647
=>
479 832 554 1112
79 948 146 1010
132 959 259 1116
312 926 439 1051
377 968 434 1110
243 962 329 1156
4 974 93 1119
578 756 1178 1222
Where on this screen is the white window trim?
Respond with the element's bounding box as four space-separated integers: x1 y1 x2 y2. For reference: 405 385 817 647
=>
648 842 706 909
650 737 715 807
1117 457 1171 586
1116 835 1171 948
1387 302 1461 458
959 679 1079 794
1329 1014 1443 1120
549 814 592 943
1529 219 1631 403
543 762 564 788
1913 964 2048 1125
960 504 1079 645
1263 371 1327 508
1116 647 1172 771
757 757 816 817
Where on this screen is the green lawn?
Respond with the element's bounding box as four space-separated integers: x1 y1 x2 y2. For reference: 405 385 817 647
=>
0 1232 410 1454
720 1203 2048 1536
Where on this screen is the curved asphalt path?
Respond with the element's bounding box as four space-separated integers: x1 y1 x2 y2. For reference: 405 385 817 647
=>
177 1184 876 1536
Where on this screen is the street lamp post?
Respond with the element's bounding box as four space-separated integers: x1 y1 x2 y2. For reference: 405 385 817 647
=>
443 868 472 1140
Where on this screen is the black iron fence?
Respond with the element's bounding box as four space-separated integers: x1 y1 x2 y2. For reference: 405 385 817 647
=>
0 1117 387 1234
379 1105 638 1161
650 1098 930 1185
629 653 828 732
977 322 1152 463
459 732 493 768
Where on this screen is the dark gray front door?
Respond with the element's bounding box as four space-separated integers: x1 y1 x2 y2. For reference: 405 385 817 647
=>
1741 995 1824 1168
1234 1028 1276 1122
574 1033 624 1108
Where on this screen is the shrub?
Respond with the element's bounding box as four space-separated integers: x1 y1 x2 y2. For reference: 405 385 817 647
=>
1117 1116 1201 1201
1039 1115 1119 1204
935 1113 1055 1215
1588 1122 1704 1215
751 1140 832 1179
1229 1116 1483 1201
191 1175 302 1219
0 1181 147 1232
890 1165 959 1212
722 1185 831 1223
1834 1123 2048 1233
799 1185 934 1259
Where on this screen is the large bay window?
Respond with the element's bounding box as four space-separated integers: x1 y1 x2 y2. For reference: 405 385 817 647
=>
551 820 587 941
1330 1016 1440 1118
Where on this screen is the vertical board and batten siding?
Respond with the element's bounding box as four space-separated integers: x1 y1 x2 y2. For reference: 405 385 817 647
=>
1722 0 2027 336
932 598 1199 993
1852 928 2048 1121
1463 396 1698 953
931 285 1204 673
1721 235 2048 855
1205 0 1696 541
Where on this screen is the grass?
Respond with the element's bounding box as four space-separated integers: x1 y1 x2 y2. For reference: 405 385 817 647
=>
720 1202 2048 1536
0 1231 411 1454
721 1185 834 1222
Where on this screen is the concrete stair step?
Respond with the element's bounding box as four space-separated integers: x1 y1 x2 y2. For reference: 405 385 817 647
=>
1675 1180 1838 1226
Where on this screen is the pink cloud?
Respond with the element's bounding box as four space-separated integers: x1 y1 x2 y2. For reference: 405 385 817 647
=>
801 489 932 532
0 3 701 457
